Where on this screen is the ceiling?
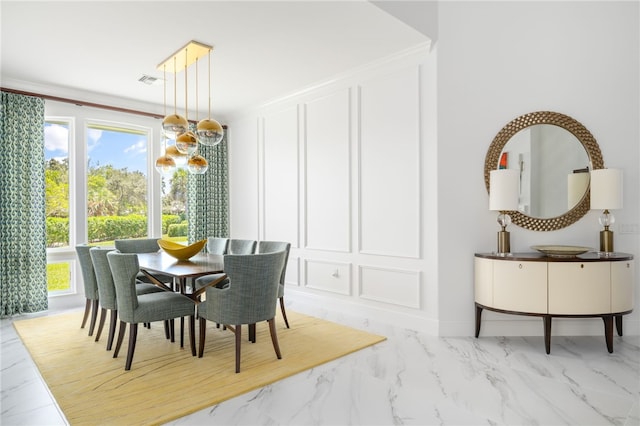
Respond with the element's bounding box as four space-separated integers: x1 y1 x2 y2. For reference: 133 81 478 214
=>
0 1 431 122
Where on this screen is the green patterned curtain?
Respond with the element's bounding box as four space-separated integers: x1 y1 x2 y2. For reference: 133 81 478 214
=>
0 91 48 316
187 129 229 243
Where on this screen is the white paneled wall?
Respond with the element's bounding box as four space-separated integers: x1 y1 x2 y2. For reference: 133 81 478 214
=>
229 45 437 333
262 106 299 247
304 89 351 253
359 66 421 258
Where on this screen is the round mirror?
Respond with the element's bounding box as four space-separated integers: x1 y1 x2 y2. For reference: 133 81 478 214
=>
484 111 604 231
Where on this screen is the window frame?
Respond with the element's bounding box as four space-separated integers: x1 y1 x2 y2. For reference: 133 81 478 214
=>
44 101 162 301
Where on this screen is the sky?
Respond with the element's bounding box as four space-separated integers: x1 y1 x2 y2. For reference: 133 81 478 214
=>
44 122 148 174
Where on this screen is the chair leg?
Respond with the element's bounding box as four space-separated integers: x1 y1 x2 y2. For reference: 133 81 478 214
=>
81 299 91 328
113 321 127 358
249 323 256 343
106 309 117 351
279 297 290 328
189 315 196 356
268 318 282 360
235 324 242 373
95 308 107 342
169 319 175 342
198 317 207 358
88 299 99 336
180 317 185 348
164 320 170 339
125 323 138 370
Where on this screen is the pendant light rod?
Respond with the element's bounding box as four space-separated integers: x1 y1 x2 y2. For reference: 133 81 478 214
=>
183 47 188 121
207 50 212 119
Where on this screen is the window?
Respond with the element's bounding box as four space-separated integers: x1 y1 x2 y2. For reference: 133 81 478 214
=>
45 119 73 294
44 102 165 300
85 121 150 242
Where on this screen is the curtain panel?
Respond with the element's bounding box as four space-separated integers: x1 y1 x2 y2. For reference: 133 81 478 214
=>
0 91 48 316
187 130 229 243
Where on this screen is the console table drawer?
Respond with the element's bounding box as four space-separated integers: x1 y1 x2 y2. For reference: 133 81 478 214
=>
612 260 634 312
493 260 547 313
548 262 610 314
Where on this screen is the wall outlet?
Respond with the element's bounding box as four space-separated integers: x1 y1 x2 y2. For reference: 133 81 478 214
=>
619 223 639 234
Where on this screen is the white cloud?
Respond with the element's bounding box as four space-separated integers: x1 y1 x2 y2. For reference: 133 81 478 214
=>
87 128 103 153
124 137 147 155
44 123 69 152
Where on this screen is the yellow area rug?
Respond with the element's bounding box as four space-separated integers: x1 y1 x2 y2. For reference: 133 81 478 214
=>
14 310 386 425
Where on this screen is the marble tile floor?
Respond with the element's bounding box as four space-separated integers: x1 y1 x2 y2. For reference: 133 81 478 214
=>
1 306 639 426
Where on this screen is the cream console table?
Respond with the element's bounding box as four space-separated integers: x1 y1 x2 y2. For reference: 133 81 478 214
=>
474 252 634 354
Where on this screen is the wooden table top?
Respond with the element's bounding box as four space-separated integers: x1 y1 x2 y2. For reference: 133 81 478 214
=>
137 251 224 279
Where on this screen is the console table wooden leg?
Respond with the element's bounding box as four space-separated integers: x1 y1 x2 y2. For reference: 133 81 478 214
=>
543 316 552 354
615 315 623 336
475 304 483 338
602 316 614 353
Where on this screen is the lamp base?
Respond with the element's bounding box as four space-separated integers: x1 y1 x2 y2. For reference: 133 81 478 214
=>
497 230 511 255
600 229 614 253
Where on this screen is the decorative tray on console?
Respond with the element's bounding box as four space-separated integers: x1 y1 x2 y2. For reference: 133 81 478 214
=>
531 245 592 257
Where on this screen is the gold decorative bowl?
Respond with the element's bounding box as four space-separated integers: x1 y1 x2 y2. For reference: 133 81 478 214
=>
158 239 207 261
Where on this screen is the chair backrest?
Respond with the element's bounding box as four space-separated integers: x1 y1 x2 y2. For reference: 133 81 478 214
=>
90 247 117 310
204 251 286 325
107 251 141 322
207 237 229 255
114 238 160 254
75 244 98 300
257 241 291 286
228 239 257 254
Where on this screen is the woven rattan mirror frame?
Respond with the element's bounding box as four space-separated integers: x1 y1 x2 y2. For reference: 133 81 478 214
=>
484 111 604 231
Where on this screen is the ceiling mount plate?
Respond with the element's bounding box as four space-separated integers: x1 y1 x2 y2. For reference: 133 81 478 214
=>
157 40 213 73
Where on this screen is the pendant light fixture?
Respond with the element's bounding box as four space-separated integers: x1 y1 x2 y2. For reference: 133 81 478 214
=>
196 49 224 146
154 40 221 175
161 58 188 139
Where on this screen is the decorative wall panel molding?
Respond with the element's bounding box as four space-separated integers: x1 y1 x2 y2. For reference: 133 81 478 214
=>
263 106 300 247
305 259 352 296
358 65 421 258
359 265 421 309
304 88 352 252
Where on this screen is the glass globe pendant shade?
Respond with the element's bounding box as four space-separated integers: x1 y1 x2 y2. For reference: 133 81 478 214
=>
165 144 188 167
196 118 224 146
175 131 198 156
155 154 177 175
187 154 209 174
162 114 189 139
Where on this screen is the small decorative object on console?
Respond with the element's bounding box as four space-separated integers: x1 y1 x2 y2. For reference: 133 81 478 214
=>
158 239 206 261
531 245 592 257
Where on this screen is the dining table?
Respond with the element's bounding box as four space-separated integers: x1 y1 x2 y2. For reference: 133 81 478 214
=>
136 250 227 352
136 250 225 296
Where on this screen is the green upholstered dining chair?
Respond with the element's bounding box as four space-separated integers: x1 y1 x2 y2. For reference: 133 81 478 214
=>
193 238 251 292
257 241 292 328
90 247 164 350
107 251 197 370
114 238 161 253
228 239 257 254
76 244 99 336
114 238 173 286
197 250 287 373
206 237 229 255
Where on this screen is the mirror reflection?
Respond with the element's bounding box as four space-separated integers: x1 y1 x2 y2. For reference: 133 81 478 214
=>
498 124 591 219
484 111 604 232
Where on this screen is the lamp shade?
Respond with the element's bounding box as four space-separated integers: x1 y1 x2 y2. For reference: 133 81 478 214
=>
567 172 589 209
590 168 623 210
489 169 519 211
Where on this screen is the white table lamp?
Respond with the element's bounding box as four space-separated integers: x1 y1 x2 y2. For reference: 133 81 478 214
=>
590 168 623 253
489 169 519 255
